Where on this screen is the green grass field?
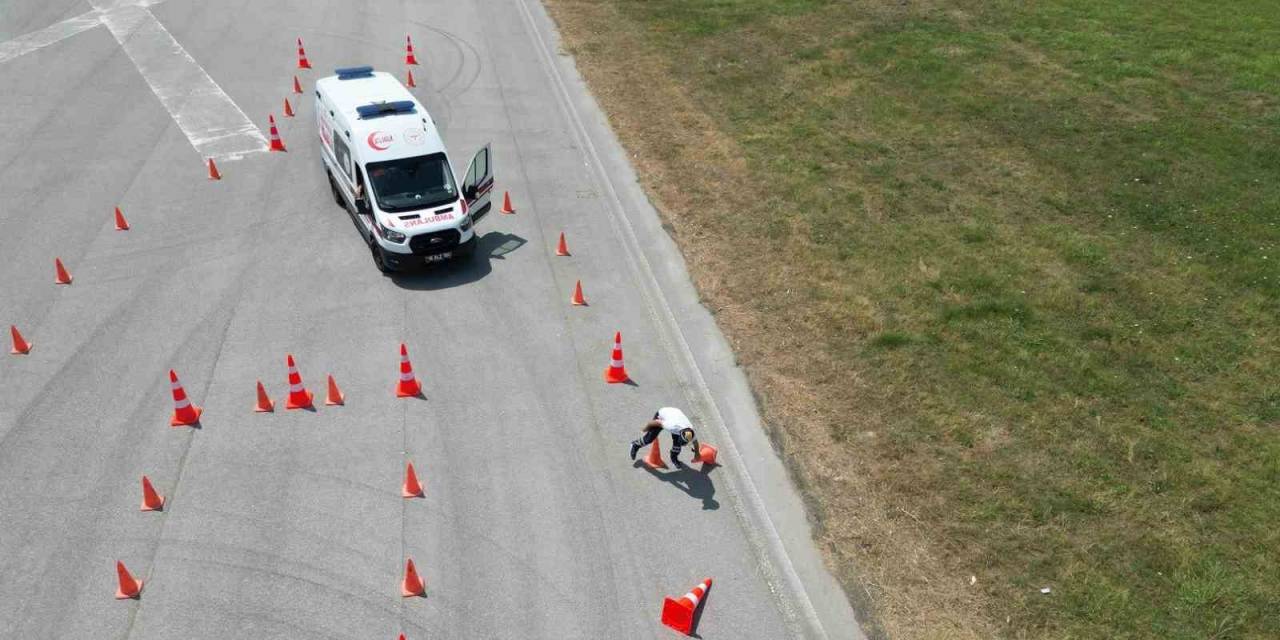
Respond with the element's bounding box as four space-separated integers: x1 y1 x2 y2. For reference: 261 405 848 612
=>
547 0 1279 637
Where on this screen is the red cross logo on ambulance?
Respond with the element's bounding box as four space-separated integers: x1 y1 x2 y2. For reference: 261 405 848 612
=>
403 127 425 146
367 131 394 151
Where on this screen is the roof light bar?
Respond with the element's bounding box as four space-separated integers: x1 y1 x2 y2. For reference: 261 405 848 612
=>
335 66 375 80
356 100 417 119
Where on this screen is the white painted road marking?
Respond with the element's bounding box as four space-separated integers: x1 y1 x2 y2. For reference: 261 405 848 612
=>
0 12 102 63
0 0 266 161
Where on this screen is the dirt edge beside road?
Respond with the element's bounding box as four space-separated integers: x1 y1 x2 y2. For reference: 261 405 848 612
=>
541 2 994 637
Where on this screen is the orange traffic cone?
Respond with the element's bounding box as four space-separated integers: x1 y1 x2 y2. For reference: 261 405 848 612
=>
114 206 129 230
54 258 72 285
661 578 712 635
406 68 416 88
499 191 515 214
401 558 425 597
644 437 668 470
696 443 719 466
140 475 165 511
604 331 630 383
296 37 311 69
405 35 419 65
253 380 274 413
268 114 286 152
10 325 31 355
283 354 313 410
169 369 202 426
325 374 344 406
283 98 295 117
115 561 143 599
207 158 222 180
555 232 570 256
571 280 587 306
402 462 424 498
396 343 423 398
292 75 303 94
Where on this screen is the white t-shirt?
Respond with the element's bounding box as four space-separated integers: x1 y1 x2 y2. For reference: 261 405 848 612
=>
656 407 693 436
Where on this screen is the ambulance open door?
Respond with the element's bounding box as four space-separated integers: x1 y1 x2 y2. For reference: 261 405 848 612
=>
462 143 494 223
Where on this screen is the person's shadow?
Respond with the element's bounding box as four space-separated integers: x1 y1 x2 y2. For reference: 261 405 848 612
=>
637 462 719 510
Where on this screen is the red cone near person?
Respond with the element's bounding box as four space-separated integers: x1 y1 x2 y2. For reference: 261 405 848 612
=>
114 206 130 230
10 325 32 355
604 331 630 383
401 558 425 596
283 98 295 117
405 35 419 65
661 578 712 635
283 354 313 410
406 68 417 88
500 190 515 214
169 369 202 427
292 75 303 94
296 37 311 69
396 343 423 398
207 158 222 180
140 475 165 511
253 380 274 413
268 114 287 152
570 280 587 306
644 437 668 469
54 258 72 285
402 462 424 498
325 374 344 406
696 443 719 466
115 561 144 599
555 232 570 256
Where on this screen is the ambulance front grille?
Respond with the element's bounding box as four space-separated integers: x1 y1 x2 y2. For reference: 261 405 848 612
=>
409 229 461 255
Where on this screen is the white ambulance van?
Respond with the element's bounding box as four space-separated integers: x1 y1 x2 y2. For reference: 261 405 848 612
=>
315 66 494 272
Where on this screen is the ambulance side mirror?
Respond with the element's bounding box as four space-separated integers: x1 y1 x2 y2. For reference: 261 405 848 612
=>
464 185 477 201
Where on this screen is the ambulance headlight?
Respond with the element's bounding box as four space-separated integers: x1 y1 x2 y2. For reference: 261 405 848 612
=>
377 223 406 243
459 214 473 232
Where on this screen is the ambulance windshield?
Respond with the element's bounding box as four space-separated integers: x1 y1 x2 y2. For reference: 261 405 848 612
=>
365 153 457 212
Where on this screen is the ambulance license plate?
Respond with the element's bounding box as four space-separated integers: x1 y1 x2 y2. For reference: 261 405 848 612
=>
425 252 452 263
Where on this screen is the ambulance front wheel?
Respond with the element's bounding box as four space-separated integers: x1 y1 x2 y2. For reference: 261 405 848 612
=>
369 239 393 274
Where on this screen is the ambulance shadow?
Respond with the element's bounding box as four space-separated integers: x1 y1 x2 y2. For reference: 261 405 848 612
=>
637 462 720 511
390 231 526 290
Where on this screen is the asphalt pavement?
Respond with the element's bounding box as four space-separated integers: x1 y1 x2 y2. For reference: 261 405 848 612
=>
0 1 864 638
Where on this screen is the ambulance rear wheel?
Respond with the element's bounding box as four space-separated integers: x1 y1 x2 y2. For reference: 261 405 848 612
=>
328 173 345 208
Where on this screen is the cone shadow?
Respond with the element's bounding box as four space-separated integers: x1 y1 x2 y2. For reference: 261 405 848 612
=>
635 461 720 510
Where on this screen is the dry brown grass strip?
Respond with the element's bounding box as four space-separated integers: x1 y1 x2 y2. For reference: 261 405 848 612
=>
546 1 998 637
